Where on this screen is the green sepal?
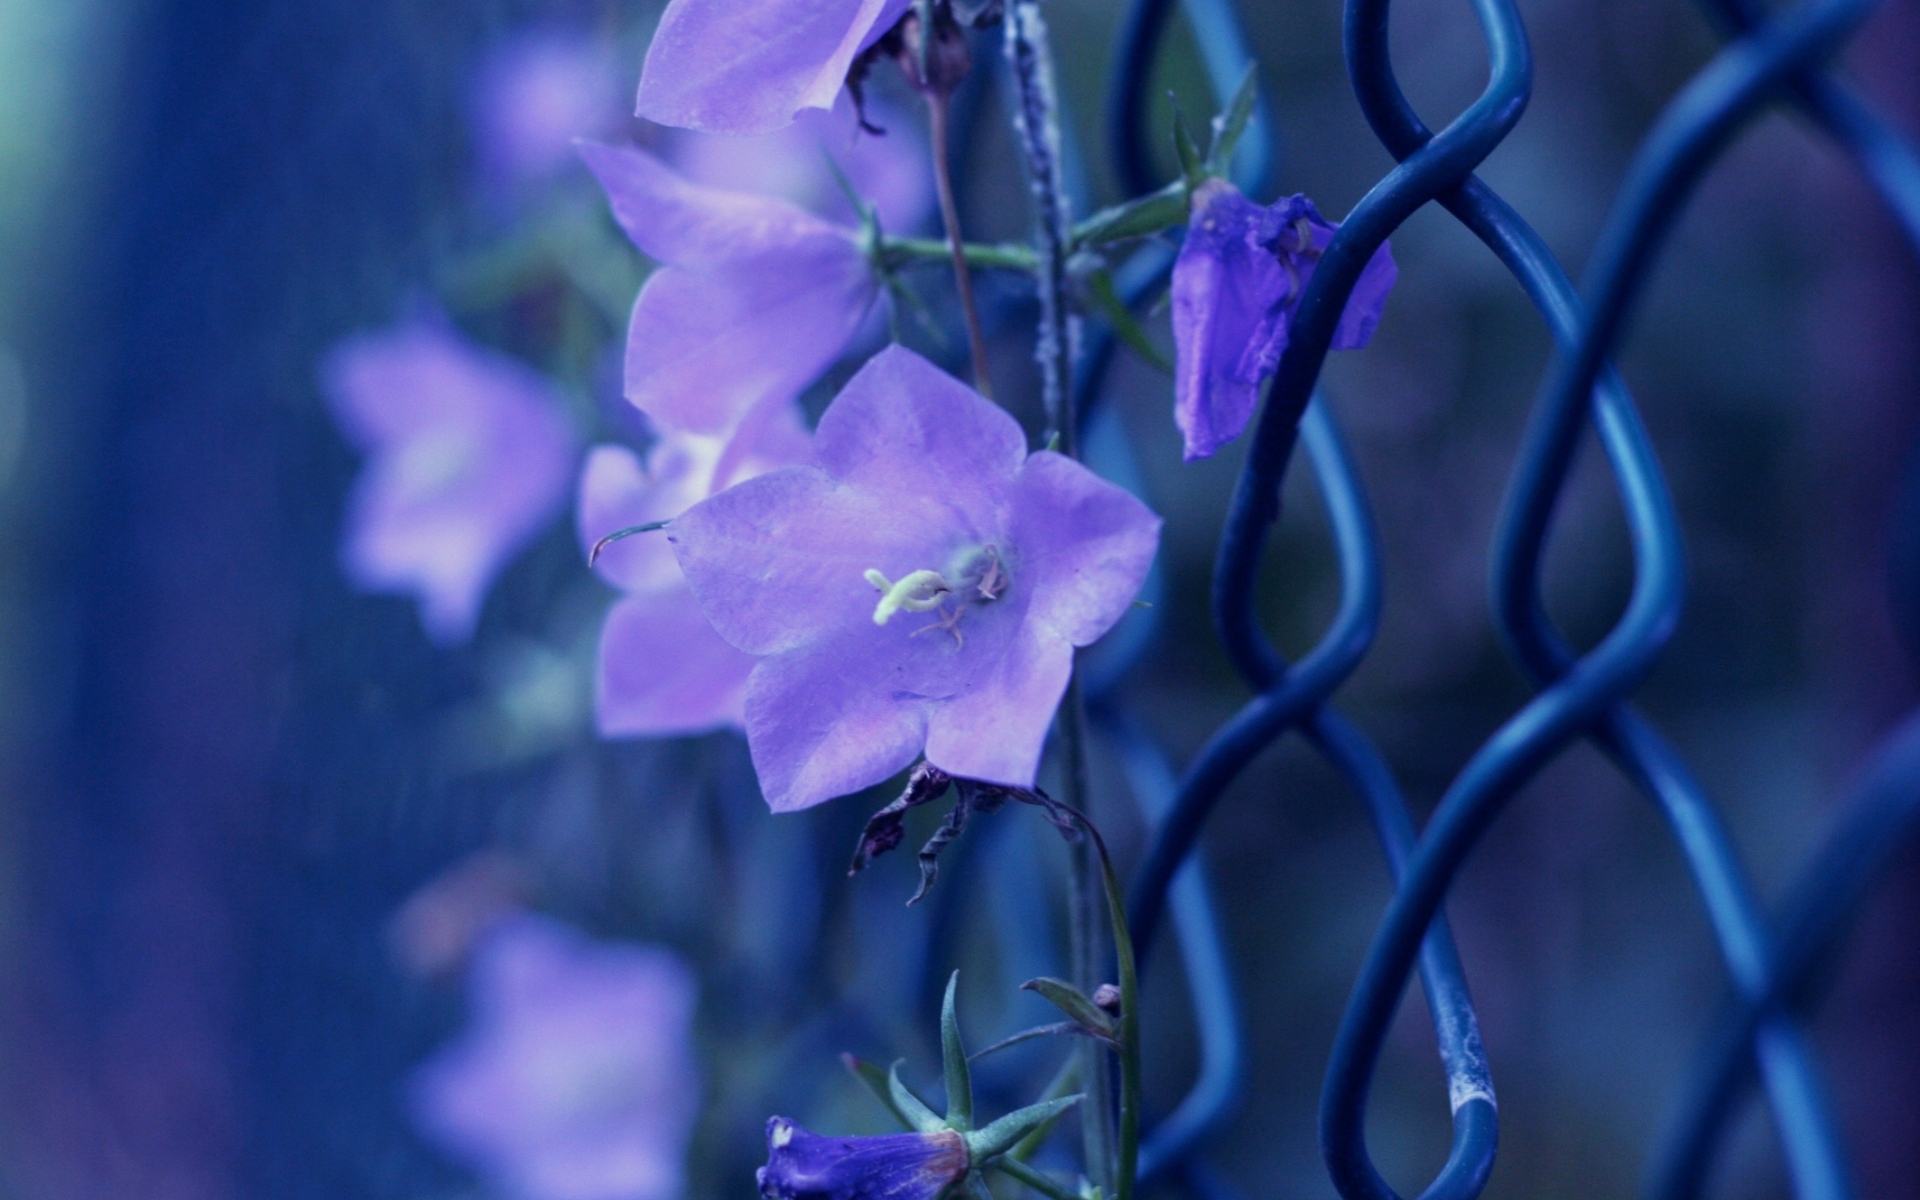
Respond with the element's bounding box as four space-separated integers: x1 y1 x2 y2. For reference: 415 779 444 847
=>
843 1054 916 1130
1171 102 1206 190
1020 977 1116 1039
1205 64 1260 178
940 972 973 1130
1084 271 1171 374
1071 182 1188 249
889 1060 949 1134
962 1095 1083 1163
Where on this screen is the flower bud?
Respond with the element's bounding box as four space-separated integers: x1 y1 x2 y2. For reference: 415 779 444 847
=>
757 1118 970 1200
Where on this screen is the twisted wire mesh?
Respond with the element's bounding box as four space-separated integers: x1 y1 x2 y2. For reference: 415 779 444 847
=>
1080 0 1920 1196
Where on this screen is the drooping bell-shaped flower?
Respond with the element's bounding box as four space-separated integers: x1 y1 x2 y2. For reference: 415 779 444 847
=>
668 346 1162 813
1171 180 1397 461
636 0 914 135
579 142 880 446
580 405 811 737
409 914 700 1200
322 314 579 645
757 1119 969 1200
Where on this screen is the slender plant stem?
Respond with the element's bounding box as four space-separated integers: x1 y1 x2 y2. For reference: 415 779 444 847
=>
929 91 995 399
993 1158 1082 1200
885 236 1037 271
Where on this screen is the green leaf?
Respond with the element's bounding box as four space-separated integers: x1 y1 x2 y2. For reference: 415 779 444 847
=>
991 1158 1083 1200
843 1054 915 1130
1171 103 1205 187
1205 64 1260 178
968 1022 1115 1063
940 972 973 1130
1084 270 1171 374
963 1095 1083 1162
1020 977 1116 1039
1070 182 1188 249
889 1060 949 1134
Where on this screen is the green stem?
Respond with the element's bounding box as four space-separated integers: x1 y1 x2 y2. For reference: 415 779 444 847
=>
1070 180 1190 251
928 89 996 399
881 236 1038 272
992 1158 1083 1200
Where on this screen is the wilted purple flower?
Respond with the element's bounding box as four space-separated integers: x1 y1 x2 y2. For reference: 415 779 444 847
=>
668 346 1162 813
636 0 914 135
473 29 622 185
580 405 811 737
757 1118 969 1200
323 315 579 645
579 141 879 445
1171 179 1398 461
410 914 699 1200
661 95 934 235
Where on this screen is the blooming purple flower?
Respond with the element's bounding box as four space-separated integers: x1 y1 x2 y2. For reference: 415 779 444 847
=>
661 95 934 235
1171 180 1398 461
322 315 579 645
580 405 811 737
757 1118 969 1200
410 914 700 1200
636 0 914 135
473 29 622 185
578 141 879 445
668 346 1162 813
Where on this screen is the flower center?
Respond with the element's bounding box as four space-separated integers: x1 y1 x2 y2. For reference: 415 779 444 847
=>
864 545 1010 647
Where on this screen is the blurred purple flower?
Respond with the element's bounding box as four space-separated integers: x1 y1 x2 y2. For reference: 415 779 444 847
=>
579 405 811 737
473 29 623 185
410 914 700 1200
661 95 934 235
669 346 1161 813
578 141 879 445
323 315 579 645
1171 180 1397 461
756 1118 968 1200
636 0 914 135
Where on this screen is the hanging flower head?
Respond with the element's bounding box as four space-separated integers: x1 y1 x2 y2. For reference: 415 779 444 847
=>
1172 180 1397 461
757 1119 969 1200
322 314 579 645
636 0 914 135
579 405 811 737
668 346 1161 813
409 915 700 1200
578 142 880 446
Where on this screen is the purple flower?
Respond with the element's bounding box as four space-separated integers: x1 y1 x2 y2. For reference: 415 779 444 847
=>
410 914 700 1200
757 1118 969 1200
322 315 579 645
668 346 1162 813
580 406 811 737
661 95 934 235
473 29 622 185
578 141 879 445
636 0 914 135
1171 180 1398 461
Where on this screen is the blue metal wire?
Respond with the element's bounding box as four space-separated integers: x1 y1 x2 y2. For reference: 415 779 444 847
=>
1092 0 1920 1192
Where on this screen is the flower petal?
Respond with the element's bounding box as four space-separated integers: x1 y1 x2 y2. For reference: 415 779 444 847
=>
636 0 913 135
922 616 1072 787
579 441 718 594
1008 451 1162 646
1333 240 1398 350
579 140 843 266
597 587 755 736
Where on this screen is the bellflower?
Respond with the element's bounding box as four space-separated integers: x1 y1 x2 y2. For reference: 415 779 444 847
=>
410 914 700 1200
1171 179 1398 461
636 0 914 135
662 95 934 235
323 315 578 645
757 1118 968 1200
669 346 1162 813
579 141 879 444
473 29 622 185
580 405 810 737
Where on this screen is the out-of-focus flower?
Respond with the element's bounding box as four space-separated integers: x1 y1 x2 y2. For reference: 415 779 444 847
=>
662 95 934 235
1171 180 1397 461
323 315 579 645
578 141 879 445
389 851 533 981
410 914 700 1200
668 346 1161 813
579 405 811 737
636 0 914 135
472 29 623 185
756 1118 968 1200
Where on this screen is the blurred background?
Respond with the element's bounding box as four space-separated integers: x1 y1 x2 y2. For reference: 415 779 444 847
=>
1 0 1918 1197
